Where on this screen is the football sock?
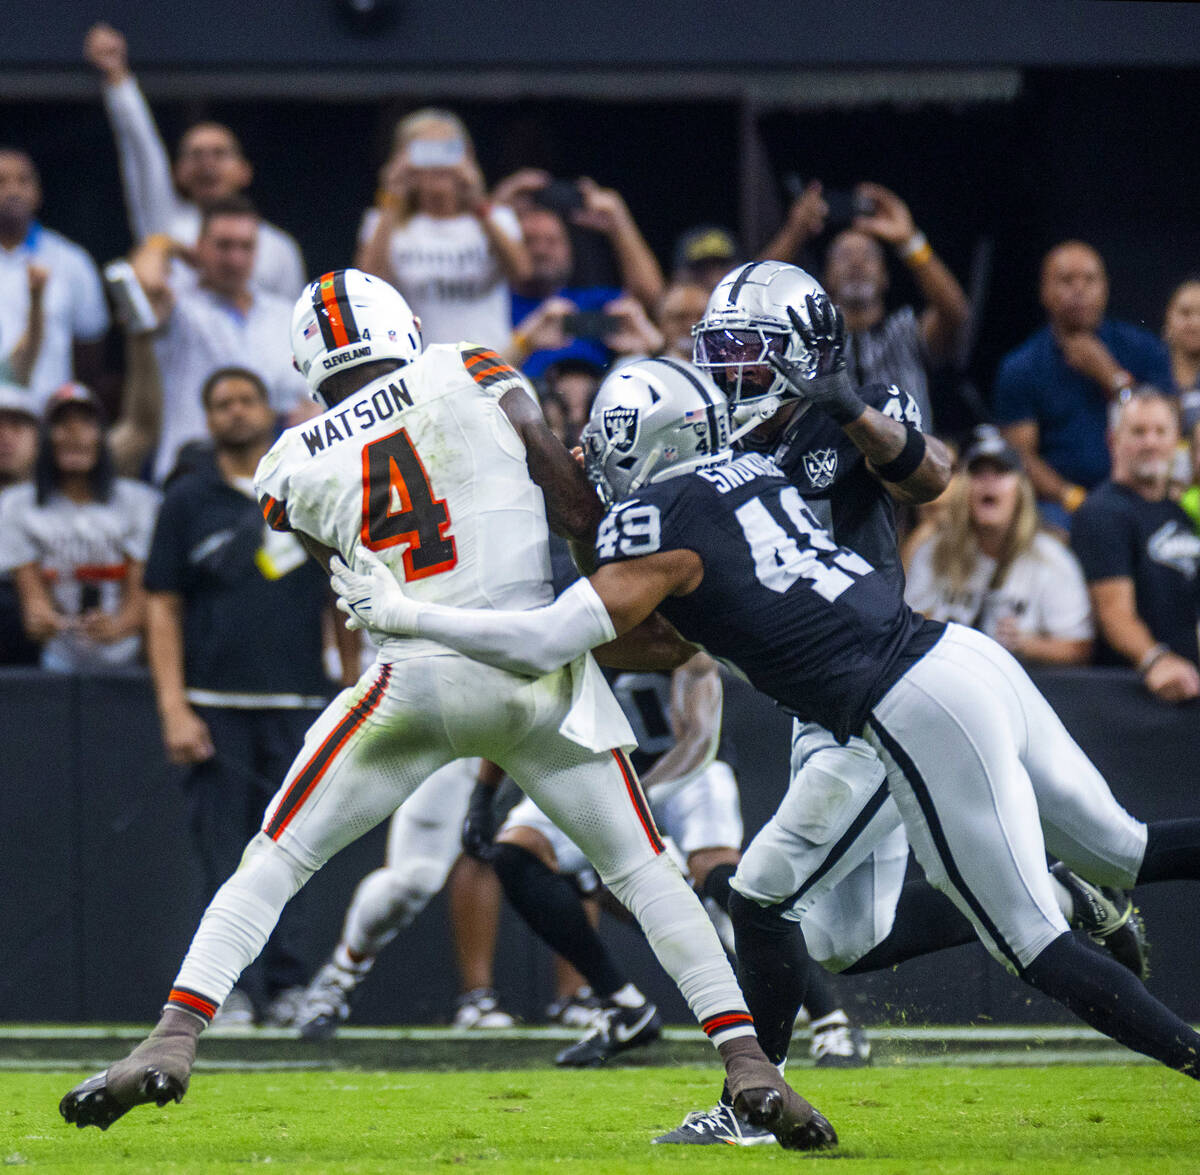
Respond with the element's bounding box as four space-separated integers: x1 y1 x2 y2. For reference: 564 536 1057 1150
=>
604 852 755 1049
491 843 626 998
801 962 842 1021
1022 931 1200 1078
1137 819 1200 883
729 891 811 1066
172 834 313 1012
699 862 737 911
841 879 976 974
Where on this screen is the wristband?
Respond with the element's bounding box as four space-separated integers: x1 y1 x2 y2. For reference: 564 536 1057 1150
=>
900 232 932 266
1138 643 1170 676
873 425 927 483
1062 484 1087 513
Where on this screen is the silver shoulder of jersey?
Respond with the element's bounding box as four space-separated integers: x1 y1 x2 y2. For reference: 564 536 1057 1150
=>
581 357 732 507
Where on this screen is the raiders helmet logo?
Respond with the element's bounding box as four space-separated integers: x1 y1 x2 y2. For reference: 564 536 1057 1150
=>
602 406 640 453
802 448 838 489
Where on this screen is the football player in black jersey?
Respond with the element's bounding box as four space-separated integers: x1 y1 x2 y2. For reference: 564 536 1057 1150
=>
331 348 1200 1134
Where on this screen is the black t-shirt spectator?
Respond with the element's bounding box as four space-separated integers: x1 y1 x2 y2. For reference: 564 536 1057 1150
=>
143 456 330 698
1070 481 1200 666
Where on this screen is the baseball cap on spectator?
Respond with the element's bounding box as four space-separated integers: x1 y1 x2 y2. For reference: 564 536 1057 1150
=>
963 427 1023 474
0 384 39 423
673 226 742 274
45 381 105 424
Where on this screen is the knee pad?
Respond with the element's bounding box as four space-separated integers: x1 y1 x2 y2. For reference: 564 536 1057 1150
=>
491 841 540 886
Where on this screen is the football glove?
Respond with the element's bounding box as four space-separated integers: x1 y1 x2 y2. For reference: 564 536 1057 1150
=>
330 548 420 634
768 294 865 426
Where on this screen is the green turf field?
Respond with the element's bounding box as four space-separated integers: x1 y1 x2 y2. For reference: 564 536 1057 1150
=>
5 1065 1196 1173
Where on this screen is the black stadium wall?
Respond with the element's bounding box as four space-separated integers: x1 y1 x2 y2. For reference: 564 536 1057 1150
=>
4 2 1199 70
2 666 1198 1027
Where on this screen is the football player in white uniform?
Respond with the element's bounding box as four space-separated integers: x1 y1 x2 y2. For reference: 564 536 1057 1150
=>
59 269 834 1152
329 352 1200 1124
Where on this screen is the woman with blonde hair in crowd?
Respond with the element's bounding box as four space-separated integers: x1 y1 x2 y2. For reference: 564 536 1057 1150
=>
905 428 1093 665
355 108 531 351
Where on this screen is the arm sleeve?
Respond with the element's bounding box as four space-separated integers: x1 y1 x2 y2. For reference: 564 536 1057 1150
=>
101 76 184 241
413 578 617 678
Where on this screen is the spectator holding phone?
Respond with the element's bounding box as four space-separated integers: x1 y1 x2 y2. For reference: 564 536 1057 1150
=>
0 383 158 672
506 179 664 378
355 110 530 352
760 181 968 431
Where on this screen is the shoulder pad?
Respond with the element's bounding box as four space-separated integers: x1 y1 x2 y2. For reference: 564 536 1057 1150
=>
866 382 923 430
458 344 527 396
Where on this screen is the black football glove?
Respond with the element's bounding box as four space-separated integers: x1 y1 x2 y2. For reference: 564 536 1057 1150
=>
767 294 865 426
461 780 500 862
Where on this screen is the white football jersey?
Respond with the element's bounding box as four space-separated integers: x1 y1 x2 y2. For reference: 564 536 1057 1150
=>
254 343 554 658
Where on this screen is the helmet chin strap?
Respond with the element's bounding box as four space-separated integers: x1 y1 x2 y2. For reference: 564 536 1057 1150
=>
729 395 812 445
627 444 664 495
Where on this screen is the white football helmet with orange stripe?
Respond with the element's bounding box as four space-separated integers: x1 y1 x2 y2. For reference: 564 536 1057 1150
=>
291 268 422 406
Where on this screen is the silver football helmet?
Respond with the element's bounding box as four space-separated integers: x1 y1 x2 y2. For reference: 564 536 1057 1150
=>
581 357 732 507
692 260 827 429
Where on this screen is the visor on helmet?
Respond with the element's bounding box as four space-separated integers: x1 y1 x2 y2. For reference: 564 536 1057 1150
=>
693 327 789 368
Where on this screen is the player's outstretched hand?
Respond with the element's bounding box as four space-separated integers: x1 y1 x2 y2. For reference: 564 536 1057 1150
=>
767 294 865 426
330 549 420 635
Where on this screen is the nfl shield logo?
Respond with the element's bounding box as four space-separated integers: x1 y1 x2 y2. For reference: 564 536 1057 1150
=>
602 406 640 453
803 448 838 489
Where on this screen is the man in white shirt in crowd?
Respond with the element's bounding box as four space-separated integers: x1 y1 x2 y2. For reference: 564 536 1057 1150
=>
129 196 312 483
0 150 109 407
84 23 304 301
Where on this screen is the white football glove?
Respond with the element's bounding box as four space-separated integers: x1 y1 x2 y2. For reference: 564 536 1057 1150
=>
330 548 421 635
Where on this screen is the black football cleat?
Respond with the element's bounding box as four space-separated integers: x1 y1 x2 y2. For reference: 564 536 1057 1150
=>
59 1007 199 1130
554 1002 661 1067
1051 863 1149 980
60 1066 185 1131
733 1085 838 1151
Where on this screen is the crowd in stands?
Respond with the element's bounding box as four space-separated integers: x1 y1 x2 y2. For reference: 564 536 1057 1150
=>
2 24 1199 1025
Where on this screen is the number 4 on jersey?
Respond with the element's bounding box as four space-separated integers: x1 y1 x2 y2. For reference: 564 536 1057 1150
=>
361 428 457 580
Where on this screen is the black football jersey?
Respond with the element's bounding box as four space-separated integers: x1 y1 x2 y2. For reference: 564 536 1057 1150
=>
594 452 943 743
740 381 921 597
